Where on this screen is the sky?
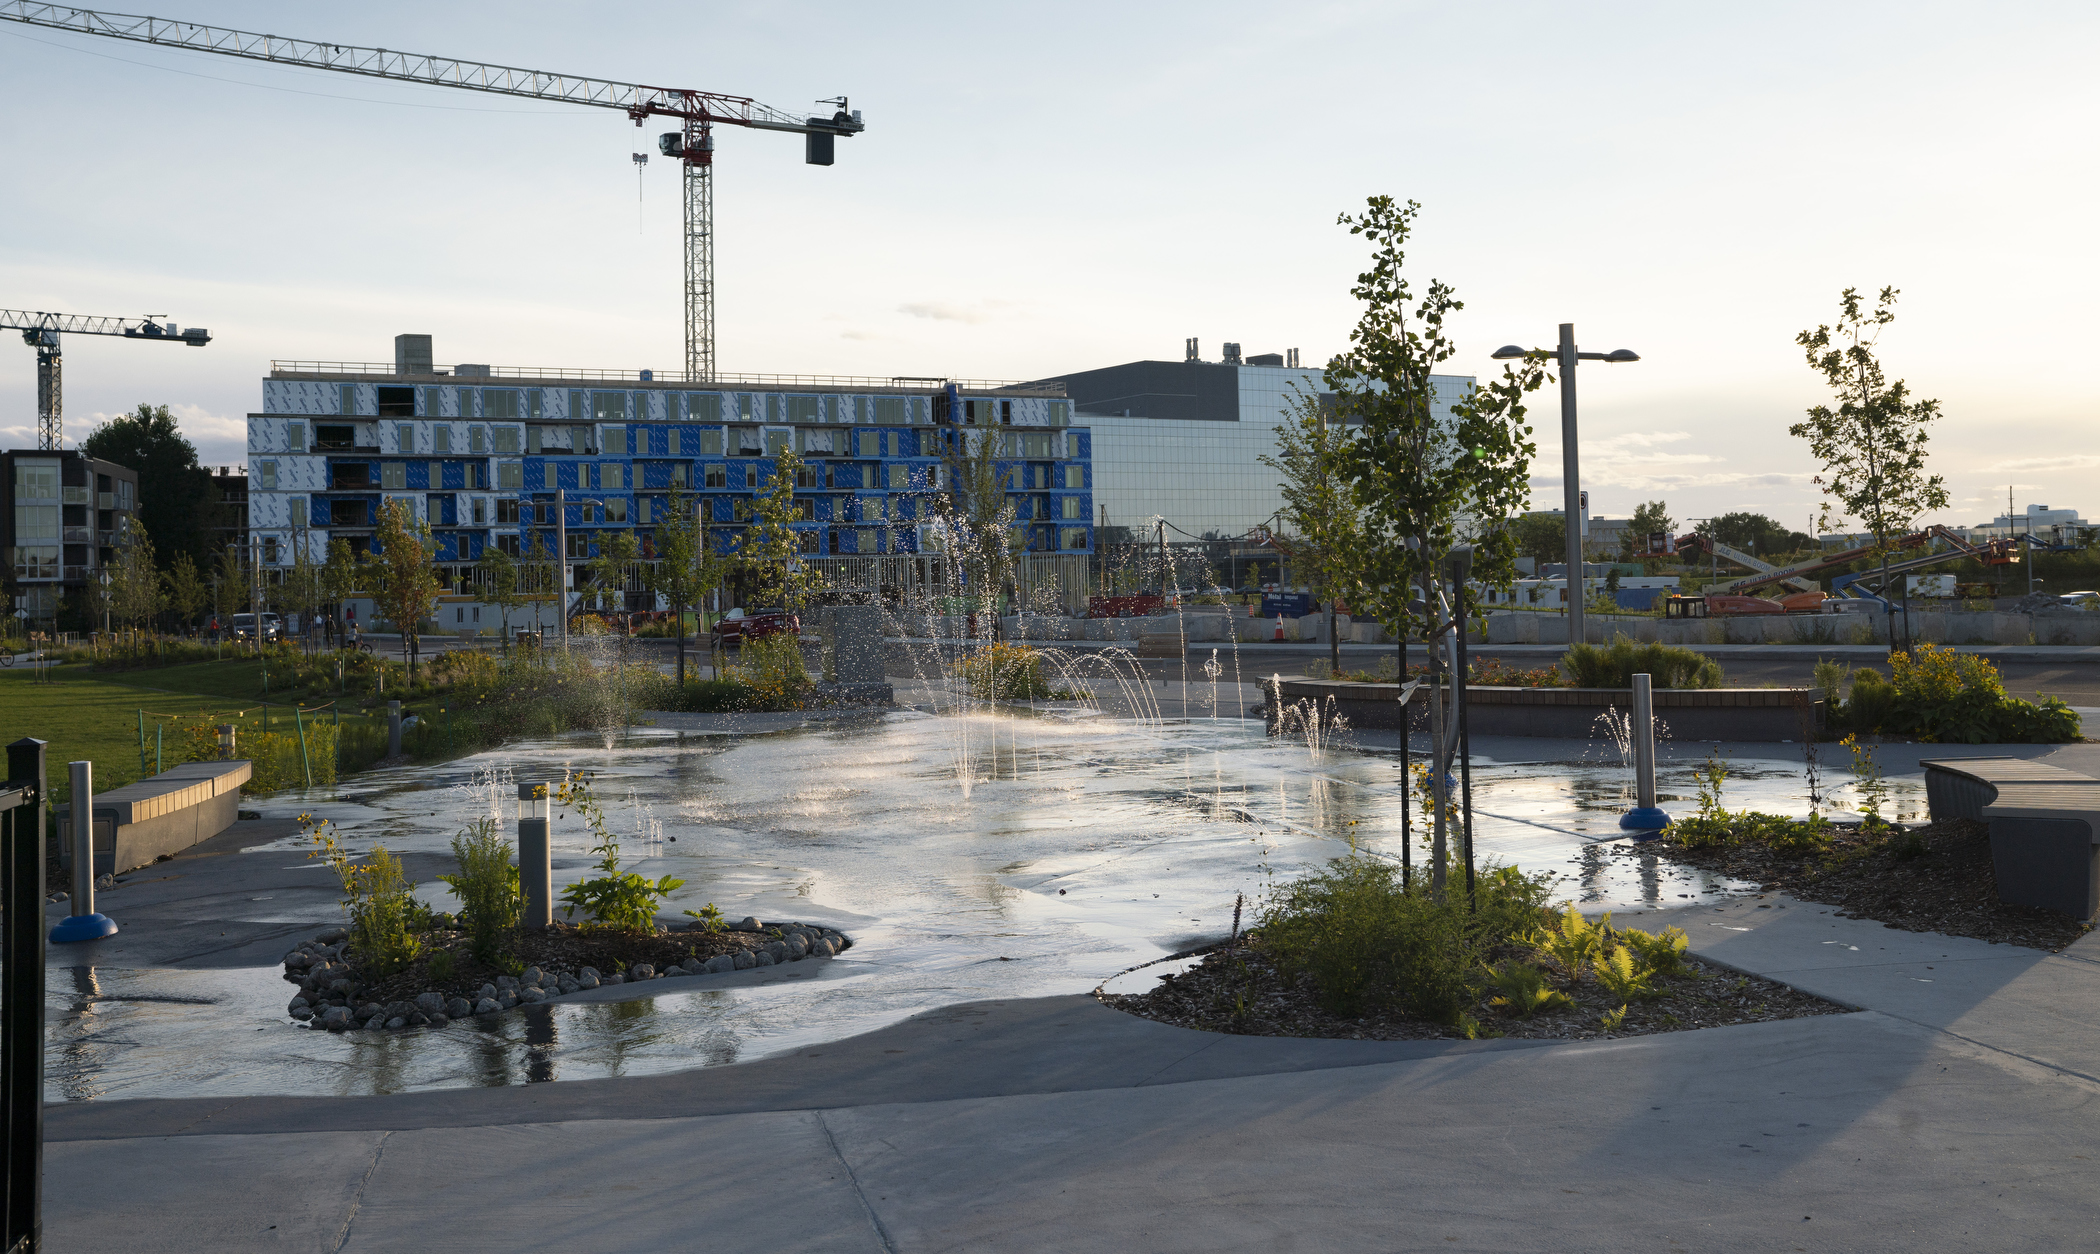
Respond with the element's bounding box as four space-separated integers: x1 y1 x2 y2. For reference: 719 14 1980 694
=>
2 0 2094 534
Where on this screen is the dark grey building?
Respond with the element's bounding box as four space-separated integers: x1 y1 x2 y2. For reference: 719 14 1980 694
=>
4 449 140 629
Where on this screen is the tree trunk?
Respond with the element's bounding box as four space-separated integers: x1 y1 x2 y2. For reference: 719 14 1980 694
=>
1426 574 1449 897
676 598 687 686
1328 599 1339 676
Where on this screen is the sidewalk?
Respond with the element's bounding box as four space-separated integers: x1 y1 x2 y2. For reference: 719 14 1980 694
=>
44 891 2100 1250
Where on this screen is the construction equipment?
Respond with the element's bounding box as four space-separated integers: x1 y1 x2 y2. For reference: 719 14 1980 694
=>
1673 525 2020 613
0 5 865 383
0 310 209 450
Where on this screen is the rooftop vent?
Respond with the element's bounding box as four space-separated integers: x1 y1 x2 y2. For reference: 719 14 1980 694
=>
394 333 433 375
1246 352 1284 367
1184 337 1199 362
1222 342 1242 365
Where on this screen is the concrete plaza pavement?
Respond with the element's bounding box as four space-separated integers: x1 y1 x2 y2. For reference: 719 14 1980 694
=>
37 735 2100 1250
43 900 2100 1250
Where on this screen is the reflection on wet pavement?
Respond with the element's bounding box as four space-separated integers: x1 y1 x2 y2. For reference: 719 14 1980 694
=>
51 709 1919 1101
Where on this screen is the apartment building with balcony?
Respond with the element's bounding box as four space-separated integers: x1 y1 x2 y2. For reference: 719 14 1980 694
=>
3 449 140 627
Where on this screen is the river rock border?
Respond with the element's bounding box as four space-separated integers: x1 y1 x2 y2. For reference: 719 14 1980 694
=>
281 918 853 1032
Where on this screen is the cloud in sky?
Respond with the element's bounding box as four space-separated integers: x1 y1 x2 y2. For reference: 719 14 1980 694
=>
1986 454 2100 473
897 301 991 324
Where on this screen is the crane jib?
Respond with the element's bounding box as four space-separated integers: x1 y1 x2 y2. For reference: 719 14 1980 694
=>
0 1 865 381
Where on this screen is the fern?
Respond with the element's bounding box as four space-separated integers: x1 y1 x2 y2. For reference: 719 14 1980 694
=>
1595 945 1658 1000
1482 961 1573 1018
1614 925 1690 977
1537 903 1607 977
1599 1003 1628 1031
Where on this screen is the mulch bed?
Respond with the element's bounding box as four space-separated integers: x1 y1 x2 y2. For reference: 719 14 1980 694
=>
1631 817 2095 952
1100 938 1845 1043
348 923 789 1008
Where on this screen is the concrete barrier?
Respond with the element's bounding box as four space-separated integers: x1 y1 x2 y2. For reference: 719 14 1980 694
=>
1274 680 1818 739
56 759 252 877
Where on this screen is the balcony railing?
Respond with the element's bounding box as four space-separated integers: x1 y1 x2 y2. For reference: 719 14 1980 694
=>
270 360 1064 395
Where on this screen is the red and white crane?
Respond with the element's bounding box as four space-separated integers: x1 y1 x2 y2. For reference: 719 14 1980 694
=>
0 4 865 382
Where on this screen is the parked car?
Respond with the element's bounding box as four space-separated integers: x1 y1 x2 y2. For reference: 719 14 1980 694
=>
709 607 798 648
2058 591 2099 606
228 612 282 641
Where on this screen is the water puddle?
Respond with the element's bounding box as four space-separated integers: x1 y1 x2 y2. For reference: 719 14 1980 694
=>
50 709 1917 1101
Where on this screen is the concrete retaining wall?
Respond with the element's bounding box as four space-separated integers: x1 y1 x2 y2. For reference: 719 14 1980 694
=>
1273 679 1819 740
1485 610 2100 648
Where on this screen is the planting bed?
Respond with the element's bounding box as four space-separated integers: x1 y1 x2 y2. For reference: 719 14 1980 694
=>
1101 934 1844 1043
283 917 851 1032
1633 817 2093 951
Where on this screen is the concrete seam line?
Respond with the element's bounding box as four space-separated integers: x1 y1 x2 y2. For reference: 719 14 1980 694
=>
815 1110 899 1254
1132 1034 1228 1087
330 1129 392 1254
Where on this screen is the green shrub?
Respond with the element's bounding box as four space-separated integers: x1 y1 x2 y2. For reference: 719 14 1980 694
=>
307 817 425 977
1258 855 1553 1022
439 817 520 961
1562 635 1723 689
671 679 764 713
1839 646 2080 743
553 773 685 932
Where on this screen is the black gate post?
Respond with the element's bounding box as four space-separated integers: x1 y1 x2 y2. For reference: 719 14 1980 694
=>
2 736 47 1254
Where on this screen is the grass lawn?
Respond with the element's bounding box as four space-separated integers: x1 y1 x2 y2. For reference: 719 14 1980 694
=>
0 659 383 804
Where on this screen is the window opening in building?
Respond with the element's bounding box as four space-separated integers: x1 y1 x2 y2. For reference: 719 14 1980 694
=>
433 426 452 454
257 461 278 492
469 425 487 453
484 390 519 420
394 424 415 452
605 498 628 523
377 386 415 418
698 429 724 456
339 383 358 415
670 463 689 489
497 462 522 490
602 427 629 456
704 464 726 489
874 397 905 426
380 462 405 491
1064 464 1084 489
497 499 521 525
593 393 627 422
764 429 790 457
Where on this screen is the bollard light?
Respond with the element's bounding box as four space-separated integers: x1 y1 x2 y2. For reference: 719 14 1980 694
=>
50 760 118 943
1619 673 1671 839
217 723 236 760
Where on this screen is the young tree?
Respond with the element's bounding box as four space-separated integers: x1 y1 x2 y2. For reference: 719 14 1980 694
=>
1790 286 1948 648
474 544 521 654
1327 196 1549 896
281 536 324 651
108 524 163 633
211 544 245 636
738 443 814 612
163 552 208 634
654 490 729 684
934 426 1022 624
1261 388 1361 674
319 538 360 647
589 529 642 627
365 499 444 676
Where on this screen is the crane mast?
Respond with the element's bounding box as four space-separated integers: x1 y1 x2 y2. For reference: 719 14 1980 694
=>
0 309 209 449
0 4 864 381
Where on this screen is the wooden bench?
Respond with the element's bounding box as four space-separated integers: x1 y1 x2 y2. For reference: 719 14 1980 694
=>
1919 757 2097 822
1979 781 2100 919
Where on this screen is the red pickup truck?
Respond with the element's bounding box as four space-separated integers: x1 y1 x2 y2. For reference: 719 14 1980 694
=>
709 608 799 648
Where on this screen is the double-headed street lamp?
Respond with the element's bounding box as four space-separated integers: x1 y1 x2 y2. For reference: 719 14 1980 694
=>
1493 325 1640 649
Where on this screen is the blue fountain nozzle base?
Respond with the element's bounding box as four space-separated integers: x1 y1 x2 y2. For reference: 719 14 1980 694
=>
1620 808 1672 841
49 913 118 944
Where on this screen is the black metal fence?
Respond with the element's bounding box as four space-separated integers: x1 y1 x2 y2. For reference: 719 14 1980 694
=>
2 738 45 1253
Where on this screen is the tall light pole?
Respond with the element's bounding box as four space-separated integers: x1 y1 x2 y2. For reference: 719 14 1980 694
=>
1494 327 1640 649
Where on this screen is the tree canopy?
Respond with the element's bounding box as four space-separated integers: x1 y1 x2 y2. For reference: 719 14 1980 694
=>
1698 512 1813 556
80 404 219 570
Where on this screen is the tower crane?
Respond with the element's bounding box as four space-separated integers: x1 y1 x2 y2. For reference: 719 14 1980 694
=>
0 4 865 382
0 309 210 450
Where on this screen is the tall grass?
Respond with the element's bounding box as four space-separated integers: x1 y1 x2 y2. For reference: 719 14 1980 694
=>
1562 635 1723 689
